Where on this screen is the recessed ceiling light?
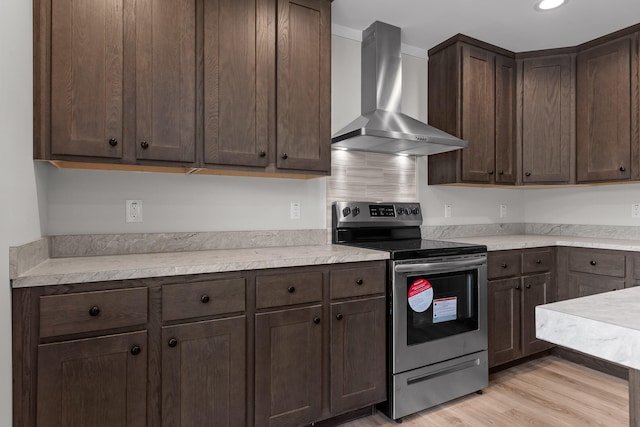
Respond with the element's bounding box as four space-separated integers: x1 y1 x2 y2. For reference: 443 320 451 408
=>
535 0 566 10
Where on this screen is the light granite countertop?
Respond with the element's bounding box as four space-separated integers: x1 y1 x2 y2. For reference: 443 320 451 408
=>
11 244 389 289
536 286 640 370
443 234 640 252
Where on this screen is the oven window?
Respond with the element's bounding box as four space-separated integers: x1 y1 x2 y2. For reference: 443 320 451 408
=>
406 269 478 345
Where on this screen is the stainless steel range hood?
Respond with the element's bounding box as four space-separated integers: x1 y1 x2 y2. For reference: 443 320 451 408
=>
332 21 467 156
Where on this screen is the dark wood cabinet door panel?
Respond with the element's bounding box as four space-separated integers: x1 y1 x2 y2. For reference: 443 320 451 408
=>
522 55 573 184
276 0 331 173
203 0 273 167
255 305 323 426
522 273 555 356
37 331 147 427
50 0 124 159
135 0 196 163
330 297 386 415
461 45 496 183
488 278 522 368
568 273 624 298
495 55 516 184
162 317 246 427
577 36 633 182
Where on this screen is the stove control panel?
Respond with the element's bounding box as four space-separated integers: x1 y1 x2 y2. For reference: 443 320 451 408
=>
332 201 423 228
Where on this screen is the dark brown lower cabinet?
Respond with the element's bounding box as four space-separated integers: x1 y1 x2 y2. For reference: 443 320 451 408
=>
330 297 386 415
254 305 323 427
521 273 555 355
36 331 148 427
162 317 246 427
488 277 521 367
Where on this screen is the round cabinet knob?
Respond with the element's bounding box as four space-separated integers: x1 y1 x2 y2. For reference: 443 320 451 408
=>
336 314 343 320
536 259 542 264
526 284 531 289
620 166 626 172
488 170 494 175
88 306 100 317
259 151 266 158
200 294 210 304
168 338 178 348
515 285 521 290
130 345 141 356
590 260 597 266
108 138 118 147
501 263 508 269
498 170 504 175
313 316 321 324
287 286 296 293
281 153 288 160
355 278 364 285
140 140 149 149
525 172 532 177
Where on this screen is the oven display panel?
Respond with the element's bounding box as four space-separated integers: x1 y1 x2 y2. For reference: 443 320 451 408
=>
369 204 396 217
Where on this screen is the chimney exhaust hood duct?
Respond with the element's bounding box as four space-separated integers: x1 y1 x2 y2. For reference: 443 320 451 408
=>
331 21 467 156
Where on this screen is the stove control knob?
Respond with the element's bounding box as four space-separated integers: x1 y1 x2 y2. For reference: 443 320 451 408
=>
412 207 420 215
397 207 405 215
352 207 360 216
342 207 351 217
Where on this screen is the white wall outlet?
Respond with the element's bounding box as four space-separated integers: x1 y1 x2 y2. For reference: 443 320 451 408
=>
633 203 640 218
126 200 143 223
444 204 452 218
500 204 508 218
290 202 301 220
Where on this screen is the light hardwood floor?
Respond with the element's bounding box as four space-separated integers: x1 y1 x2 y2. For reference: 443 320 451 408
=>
344 356 628 426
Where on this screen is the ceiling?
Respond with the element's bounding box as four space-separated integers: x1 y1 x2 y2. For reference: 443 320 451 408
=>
331 0 640 53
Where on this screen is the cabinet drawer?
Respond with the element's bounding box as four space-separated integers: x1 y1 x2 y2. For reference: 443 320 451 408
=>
487 252 521 279
40 287 148 338
163 278 245 321
256 272 323 309
568 249 626 277
522 248 553 274
330 264 385 299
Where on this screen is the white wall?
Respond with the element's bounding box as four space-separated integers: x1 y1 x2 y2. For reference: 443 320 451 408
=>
1 1 44 424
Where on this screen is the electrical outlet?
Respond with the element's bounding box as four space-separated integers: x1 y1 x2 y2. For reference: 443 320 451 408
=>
633 203 640 218
444 204 452 218
500 204 508 218
126 200 143 223
290 202 301 220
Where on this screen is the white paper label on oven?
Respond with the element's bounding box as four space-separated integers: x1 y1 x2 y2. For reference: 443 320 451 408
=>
408 279 433 313
433 297 457 323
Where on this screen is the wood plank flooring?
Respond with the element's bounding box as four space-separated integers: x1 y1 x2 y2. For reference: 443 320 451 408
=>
343 356 629 426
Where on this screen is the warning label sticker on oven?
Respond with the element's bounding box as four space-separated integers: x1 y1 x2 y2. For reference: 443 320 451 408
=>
433 297 457 323
408 279 433 313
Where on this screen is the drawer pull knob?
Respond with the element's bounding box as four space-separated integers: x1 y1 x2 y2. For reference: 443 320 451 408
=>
168 338 178 348
336 313 343 320
281 153 288 160
108 138 118 147
313 316 321 324
515 285 521 290
498 170 504 175
287 286 296 293
140 140 149 149
355 278 364 285
259 151 266 158
535 259 542 264
488 170 494 175
590 260 597 266
200 294 210 304
526 284 531 289
88 306 100 317
620 166 626 172
501 263 508 269
525 172 532 177
130 345 141 356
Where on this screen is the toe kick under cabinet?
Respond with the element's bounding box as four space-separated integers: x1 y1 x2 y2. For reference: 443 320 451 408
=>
12 260 387 427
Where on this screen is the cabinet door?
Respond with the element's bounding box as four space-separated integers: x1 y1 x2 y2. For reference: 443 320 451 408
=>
50 0 124 159
255 305 322 427
135 0 196 163
488 278 521 368
522 55 573 183
162 316 246 427
37 331 147 427
461 45 496 183
495 55 516 184
276 0 331 173
330 297 386 415
576 36 633 182
567 273 624 298
522 273 556 356
203 0 273 167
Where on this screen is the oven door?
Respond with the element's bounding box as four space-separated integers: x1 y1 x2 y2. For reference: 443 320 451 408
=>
392 254 487 374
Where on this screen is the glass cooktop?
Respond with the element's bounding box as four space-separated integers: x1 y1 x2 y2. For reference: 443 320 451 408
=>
341 239 487 260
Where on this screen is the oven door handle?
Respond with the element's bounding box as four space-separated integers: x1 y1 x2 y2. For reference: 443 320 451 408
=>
394 258 485 274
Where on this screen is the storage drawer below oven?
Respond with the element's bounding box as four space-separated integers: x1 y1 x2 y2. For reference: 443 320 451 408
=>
388 350 488 420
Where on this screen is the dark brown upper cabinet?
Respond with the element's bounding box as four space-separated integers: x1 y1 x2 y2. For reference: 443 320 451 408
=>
576 34 639 183
519 53 574 184
427 36 516 185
